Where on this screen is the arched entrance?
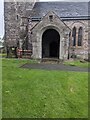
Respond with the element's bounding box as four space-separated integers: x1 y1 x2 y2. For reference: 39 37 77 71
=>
42 29 60 58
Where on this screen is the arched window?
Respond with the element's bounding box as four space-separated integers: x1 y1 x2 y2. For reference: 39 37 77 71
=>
69 32 71 46
78 27 83 46
17 15 18 20
72 27 76 46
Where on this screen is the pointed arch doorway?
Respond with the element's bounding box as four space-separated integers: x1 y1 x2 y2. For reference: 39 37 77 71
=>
42 29 60 59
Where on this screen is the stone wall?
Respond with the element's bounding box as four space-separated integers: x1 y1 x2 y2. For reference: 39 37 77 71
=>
29 19 89 59
64 20 89 59
4 2 35 47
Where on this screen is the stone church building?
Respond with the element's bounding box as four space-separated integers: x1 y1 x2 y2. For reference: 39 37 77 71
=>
4 1 89 60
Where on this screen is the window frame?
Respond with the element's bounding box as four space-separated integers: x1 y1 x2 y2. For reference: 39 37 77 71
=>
72 27 76 47
78 27 83 47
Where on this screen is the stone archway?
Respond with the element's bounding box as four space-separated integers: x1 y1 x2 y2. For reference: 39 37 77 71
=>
42 29 60 59
31 11 70 60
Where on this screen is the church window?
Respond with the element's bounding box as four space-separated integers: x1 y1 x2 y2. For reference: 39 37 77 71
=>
78 27 83 46
49 15 53 21
69 32 71 46
72 27 76 46
28 19 29 22
16 15 19 20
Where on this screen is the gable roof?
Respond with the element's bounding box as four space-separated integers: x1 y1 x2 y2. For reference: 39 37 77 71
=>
29 2 88 20
31 11 71 31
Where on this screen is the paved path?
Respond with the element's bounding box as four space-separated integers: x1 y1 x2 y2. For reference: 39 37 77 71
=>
22 63 89 72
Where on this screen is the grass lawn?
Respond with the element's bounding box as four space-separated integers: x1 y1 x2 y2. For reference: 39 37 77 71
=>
2 58 88 118
64 60 90 68
0 53 7 58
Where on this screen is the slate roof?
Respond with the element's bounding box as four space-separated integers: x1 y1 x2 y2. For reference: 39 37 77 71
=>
29 2 89 20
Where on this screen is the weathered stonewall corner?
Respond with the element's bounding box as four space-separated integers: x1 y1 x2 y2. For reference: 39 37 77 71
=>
4 1 90 60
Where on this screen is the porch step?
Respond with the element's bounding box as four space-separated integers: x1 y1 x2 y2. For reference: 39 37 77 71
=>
41 58 63 64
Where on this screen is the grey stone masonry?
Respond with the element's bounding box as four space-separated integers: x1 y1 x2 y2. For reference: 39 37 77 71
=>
4 1 89 60
4 2 35 47
31 11 70 60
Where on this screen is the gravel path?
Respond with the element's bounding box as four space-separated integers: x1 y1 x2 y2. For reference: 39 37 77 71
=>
21 63 89 72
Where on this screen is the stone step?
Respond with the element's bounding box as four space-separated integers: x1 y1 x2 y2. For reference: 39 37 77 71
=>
41 58 63 64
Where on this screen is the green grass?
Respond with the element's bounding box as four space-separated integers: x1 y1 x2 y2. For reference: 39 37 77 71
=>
0 58 2 119
64 60 89 68
0 53 7 58
2 59 88 118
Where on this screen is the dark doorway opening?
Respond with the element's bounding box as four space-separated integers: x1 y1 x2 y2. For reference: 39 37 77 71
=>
42 29 60 58
50 41 59 57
